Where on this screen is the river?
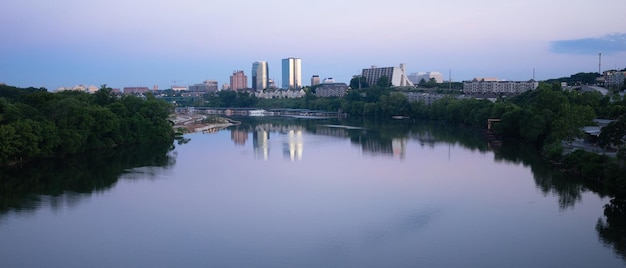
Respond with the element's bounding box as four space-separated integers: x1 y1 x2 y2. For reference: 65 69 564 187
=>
0 117 624 267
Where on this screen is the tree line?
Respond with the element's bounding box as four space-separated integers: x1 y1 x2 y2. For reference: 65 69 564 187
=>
0 85 174 165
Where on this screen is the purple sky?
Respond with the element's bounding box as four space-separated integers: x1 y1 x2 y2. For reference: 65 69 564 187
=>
1 0 625 90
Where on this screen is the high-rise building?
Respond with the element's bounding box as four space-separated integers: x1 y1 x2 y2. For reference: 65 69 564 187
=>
252 61 269 91
230 70 247 91
311 75 320 86
282 57 302 89
361 64 413 87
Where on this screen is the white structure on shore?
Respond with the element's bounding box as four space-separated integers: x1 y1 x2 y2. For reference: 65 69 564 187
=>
361 64 413 87
408 72 444 84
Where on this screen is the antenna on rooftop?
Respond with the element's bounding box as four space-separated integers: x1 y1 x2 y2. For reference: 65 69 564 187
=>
172 80 182 86
448 69 452 91
598 52 602 74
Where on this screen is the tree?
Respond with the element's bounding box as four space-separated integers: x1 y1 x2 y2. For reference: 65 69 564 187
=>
349 76 368 89
217 90 238 107
418 78 437 88
0 124 20 163
380 93 410 116
551 103 596 142
598 117 626 149
94 84 116 106
376 75 390 88
237 91 257 107
418 78 427 87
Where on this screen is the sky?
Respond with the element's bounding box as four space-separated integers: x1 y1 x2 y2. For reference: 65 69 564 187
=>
1 0 626 90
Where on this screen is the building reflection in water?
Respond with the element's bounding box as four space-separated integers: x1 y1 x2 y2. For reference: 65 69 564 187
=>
392 138 406 159
283 129 303 161
253 130 270 160
231 129 248 145
243 122 413 161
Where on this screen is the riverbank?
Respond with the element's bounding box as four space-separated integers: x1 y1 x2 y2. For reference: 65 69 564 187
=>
171 113 237 133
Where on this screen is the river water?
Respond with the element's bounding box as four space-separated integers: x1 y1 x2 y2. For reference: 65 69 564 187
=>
0 117 624 267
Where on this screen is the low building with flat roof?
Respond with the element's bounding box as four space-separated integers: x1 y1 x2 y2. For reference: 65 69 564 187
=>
316 83 349 97
463 79 538 95
124 86 150 94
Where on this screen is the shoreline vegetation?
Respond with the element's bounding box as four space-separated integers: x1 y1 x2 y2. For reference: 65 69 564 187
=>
0 84 174 165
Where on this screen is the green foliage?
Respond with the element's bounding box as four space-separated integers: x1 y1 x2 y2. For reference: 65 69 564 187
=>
380 93 410 116
498 83 598 144
545 72 601 86
349 76 369 89
0 85 174 164
562 150 611 181
542 141 564 161
376 75 390 88
598 117 626 149
207 90 258 107
418 78 438 88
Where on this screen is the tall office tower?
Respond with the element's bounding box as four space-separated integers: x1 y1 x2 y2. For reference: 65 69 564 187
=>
230 70 247 91
311 75 320 86
282 57 302 89
251 61 269 91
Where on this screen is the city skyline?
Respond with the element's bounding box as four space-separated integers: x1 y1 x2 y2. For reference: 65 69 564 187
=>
1 0 626 90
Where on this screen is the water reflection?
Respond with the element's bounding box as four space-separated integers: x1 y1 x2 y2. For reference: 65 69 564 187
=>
597 198 626 261
0 142 176 216
253 130 270 160
231 129 248 145
225 117 610 211
493 141 609 210
230 117 490 161
283 129 304 161
228 117 493 159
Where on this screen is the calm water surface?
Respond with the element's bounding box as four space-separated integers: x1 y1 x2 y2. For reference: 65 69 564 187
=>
0 118 624 267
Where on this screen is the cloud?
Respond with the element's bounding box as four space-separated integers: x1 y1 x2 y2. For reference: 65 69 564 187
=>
550 33 626 55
